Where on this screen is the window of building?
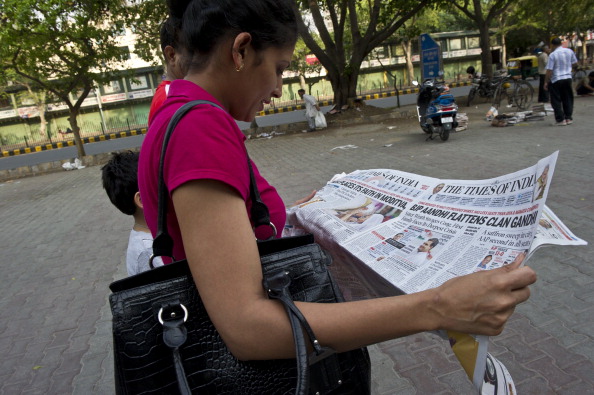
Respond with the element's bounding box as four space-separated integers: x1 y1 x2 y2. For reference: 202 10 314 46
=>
0 95 12 110
118 46 131 61
411 39 420 54
103 79 123 94
129 75 149 90
370 46 387 60
391 44 405 57
15 92 35 107
113 24 127 37
468 37 480 49
449 38 465 51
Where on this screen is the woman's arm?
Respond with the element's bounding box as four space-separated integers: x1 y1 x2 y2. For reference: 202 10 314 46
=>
173 179 536 361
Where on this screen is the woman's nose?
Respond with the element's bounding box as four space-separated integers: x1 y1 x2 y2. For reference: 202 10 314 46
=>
272 76 283 98
272 86 282 99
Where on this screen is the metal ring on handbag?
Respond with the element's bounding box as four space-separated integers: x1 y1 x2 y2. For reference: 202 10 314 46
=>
254 222 277 241
158 303 188 324
149 253 175 269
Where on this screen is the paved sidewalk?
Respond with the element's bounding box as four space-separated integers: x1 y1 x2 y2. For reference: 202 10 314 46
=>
0 98 593 394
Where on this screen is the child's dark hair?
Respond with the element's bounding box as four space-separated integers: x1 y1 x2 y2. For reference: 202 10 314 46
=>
159 16 181 53
101 151 139 216
167 0 298 72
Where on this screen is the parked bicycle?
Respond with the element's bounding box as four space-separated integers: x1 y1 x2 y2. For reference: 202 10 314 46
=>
466 68 503 106
493 77 534 111
466 67 534 111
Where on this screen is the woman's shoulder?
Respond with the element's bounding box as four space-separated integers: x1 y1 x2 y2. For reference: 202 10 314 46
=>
162 85 238 133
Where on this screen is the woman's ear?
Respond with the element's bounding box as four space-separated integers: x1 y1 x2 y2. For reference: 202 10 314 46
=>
134 192 143 210
232 32 252 71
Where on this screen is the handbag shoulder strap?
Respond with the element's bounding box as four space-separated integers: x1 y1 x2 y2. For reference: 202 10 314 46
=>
151 100 274 265
149 99 321 395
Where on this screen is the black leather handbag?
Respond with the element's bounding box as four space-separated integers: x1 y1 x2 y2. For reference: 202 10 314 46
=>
109 101 371 394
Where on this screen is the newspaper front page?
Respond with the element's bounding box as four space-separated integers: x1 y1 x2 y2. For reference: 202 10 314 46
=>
285 151 587 394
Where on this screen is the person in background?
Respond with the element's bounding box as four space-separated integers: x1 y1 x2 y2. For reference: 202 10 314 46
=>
138 0 536 369
147 17 186 125
466 65 480 80
544 37 578 126
298 88 320 132
537 46 550 103
101 151 162 276
576 71 594 96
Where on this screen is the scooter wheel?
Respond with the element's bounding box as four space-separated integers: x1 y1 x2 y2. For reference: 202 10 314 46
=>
440 123 451 141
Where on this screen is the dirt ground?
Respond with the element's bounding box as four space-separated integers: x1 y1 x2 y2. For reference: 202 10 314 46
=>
325 101 395 123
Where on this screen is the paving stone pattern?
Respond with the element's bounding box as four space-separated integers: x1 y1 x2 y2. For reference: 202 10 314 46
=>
1 99 593 394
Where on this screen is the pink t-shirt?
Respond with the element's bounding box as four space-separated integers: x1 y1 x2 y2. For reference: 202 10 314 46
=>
138 80 285 261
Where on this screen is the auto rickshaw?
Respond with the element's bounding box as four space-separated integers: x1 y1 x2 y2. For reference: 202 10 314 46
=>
507 56 539 80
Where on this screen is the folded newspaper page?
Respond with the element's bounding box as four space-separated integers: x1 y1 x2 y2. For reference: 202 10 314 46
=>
285 151 587 394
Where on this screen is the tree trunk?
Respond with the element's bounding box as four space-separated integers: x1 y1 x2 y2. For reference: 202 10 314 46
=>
328 66 359 109
580 34 587 66
68 109 86 158
402 40 415 86
501 33 507 71
299 74 306 90
479 26 494 78
37 104 48 138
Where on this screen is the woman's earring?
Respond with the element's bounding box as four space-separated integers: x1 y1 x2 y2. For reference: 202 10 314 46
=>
236 62 244 72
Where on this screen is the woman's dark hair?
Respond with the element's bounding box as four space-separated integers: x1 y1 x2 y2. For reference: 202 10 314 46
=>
167 0 298 71
101 151 140 216
466 66 475 75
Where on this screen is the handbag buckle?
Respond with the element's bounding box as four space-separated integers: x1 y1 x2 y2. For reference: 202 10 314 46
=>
309 345 336 365
158 303 188 324
254 222 277 241
149 253 175 269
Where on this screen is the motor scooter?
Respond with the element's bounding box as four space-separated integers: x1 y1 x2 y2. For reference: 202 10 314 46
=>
413 79 458 141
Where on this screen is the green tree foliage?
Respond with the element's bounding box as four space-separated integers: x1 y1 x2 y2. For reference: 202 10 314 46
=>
122 0 168 65
389 7 465 86
447 0 516 78
513 0 594 63
292 37 324 94
293 0 429 108
0 70 50 138
0 0 131 157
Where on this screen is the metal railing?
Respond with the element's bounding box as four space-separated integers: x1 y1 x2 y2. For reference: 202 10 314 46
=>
2 79 468 153
1 113 148 153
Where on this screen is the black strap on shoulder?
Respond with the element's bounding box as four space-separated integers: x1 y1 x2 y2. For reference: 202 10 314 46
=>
247 158 274 237
151 100 274 263
151 99 324 395
152 101 220 261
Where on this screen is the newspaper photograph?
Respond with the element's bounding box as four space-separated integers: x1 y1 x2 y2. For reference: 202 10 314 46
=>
285 151 587 394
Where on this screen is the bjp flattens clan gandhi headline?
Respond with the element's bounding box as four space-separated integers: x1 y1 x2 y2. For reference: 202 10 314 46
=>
285 150 586 394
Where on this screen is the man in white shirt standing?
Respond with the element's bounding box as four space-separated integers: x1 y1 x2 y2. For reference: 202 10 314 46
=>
544 37 578 126
298 88 320 132
537 46 550 103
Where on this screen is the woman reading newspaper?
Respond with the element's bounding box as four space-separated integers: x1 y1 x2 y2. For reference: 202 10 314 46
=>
138 0 537 390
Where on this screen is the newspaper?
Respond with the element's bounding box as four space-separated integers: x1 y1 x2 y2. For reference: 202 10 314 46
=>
285 151 587 394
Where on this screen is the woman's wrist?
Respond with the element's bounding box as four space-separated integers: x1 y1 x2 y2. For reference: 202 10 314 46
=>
419 288 445 332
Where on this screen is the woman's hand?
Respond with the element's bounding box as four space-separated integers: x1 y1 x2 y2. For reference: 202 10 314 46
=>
292 189 317 206
429 260 536 335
